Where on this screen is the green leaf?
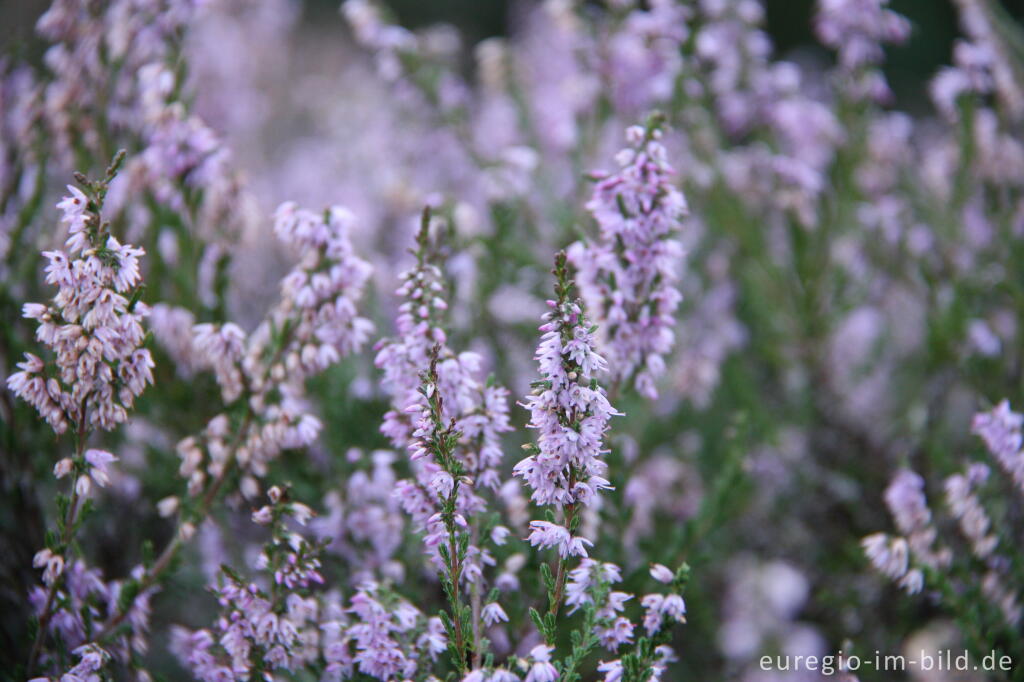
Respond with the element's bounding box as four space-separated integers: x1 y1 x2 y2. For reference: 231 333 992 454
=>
529 607 546 637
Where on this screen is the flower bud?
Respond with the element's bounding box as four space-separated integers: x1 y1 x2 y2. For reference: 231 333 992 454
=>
53 458 73 478
157 496 179 518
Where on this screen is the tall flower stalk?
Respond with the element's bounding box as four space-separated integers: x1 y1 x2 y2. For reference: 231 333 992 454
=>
516 251 620 634
570 116 687 400
90 201 373 655
6 152 155 673
377 210 514 674
415 347 473 673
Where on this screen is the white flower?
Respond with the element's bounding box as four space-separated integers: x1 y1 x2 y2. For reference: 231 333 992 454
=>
84 449 118 487
649 563 674 584
482 601 508 626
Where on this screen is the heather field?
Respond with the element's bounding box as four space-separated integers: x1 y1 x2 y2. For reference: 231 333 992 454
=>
2 1 1024 680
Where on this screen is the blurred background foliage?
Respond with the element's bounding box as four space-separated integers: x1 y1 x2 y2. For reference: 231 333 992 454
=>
3 0 1024 108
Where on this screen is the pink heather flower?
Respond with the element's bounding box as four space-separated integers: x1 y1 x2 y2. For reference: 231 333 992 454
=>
491 525 511 545
348 589 411 678
33 549 64 586
525 645 559 682
417 616 448 659
105 237 144 292
602 2 689 114
53 458 73 479
945 466 998 560
482 601 509 626
598 659 624 682
563 559 636 650
883 469 932 536
56 184 88 219
660 594 686 622
57 185 90 251
972 400 1024 493
862 533 909 580
378 220 513 574
641 594 666 635
84 449 118 487
565 558 624 613
900 568 925 595
183 203 373 484
570 121 686 400
649 563 674 584
516 254 619 573
527 520 592 558
29 559 154 664
374 222 452 450
640 591 686 636
516 265 620 517
815 0 910 70
192 322 247 402
6 186 153 435
65 643 111 678
595 616 634 651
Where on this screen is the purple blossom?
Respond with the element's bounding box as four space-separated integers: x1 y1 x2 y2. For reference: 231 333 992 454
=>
570 120 686 399
815 0 910 101
973 400 1024 493
649 564 674 584
515 253 620 533
524 645 558 682
7 185 154 435
482 601 509 627
378 217 512 593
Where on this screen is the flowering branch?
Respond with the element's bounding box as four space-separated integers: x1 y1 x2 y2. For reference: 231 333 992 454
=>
570 115 687 400
517 250 620 642
6 150 158 674
417 346 472 674
94 202 373 651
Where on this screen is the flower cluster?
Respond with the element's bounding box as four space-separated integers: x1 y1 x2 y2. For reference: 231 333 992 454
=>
814 0 911 100
375 211 454 449
312 449 406 583
174 487 324 679
971 400 1024 494
183 202 374 482
593 564 689 682
9 0 1024 678
34 0 205 168
8 173 153 435
565 559 634 650
517 252 619 559
335 584 448 680
5 161 161 677
378 215 513 561
862 469 949 594
27 560 155 676
570 119 687 400
376 215 515 673
177 517 449 682
865 402 1024 628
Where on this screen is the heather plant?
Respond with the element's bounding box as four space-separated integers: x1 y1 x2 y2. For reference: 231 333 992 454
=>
3 0 1024 680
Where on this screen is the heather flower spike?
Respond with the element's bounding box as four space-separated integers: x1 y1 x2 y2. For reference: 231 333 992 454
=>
379 208 514 673
416 344 475 674
174 487 328 678
8 152 156 674
570 114 687 400
9 149 151 436
517 250 620 624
